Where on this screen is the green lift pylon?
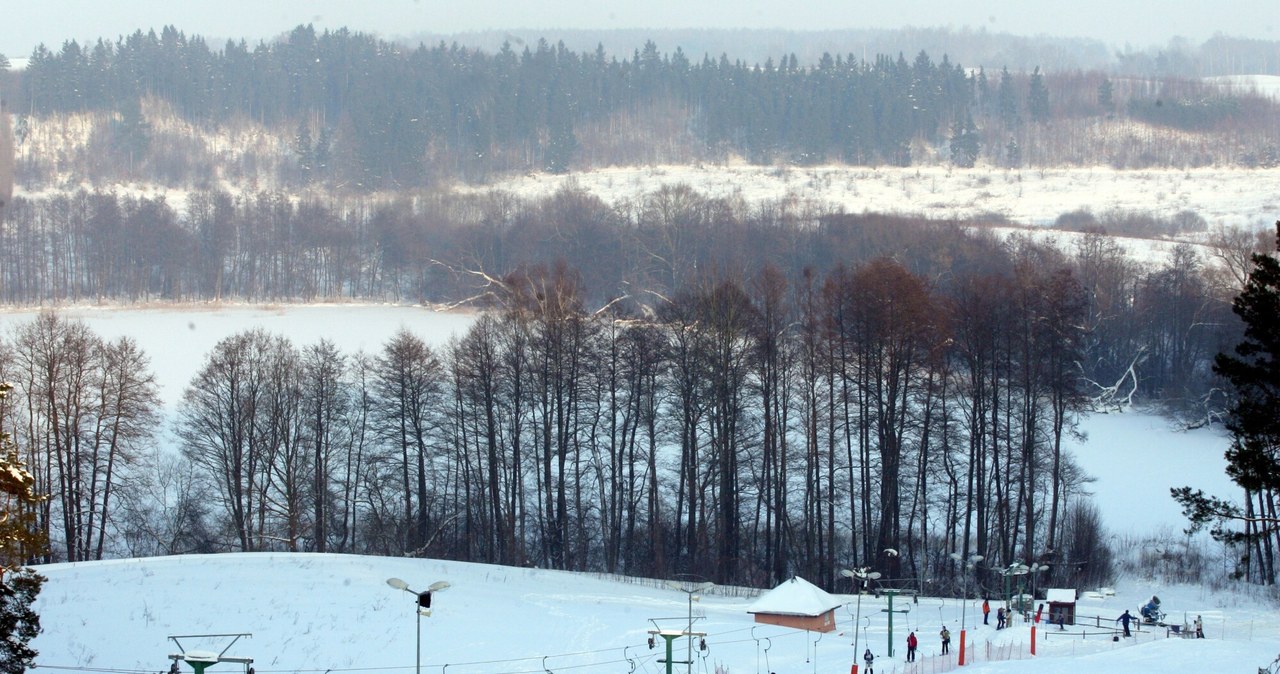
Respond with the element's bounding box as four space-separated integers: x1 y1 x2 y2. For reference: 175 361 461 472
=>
167 633 254 674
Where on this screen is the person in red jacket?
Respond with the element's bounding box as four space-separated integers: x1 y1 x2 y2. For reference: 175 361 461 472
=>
906 632 918 662
982 598 991 625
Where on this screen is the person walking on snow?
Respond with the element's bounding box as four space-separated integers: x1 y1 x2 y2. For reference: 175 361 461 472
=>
1117 609 1134 637
1195 615 1204 638
982 598 990 625
863 648 874 674
906 632 918 662
940 626 951 654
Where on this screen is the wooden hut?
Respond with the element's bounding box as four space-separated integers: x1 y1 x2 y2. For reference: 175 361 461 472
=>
747 576 841 633
1046 588 1077 626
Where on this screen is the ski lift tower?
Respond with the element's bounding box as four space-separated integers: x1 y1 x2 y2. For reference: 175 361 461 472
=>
647 581 713 674
167 634 253 674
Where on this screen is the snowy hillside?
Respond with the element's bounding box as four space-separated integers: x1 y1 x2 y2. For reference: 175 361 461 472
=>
31 551 1280 674
475 164 1280 232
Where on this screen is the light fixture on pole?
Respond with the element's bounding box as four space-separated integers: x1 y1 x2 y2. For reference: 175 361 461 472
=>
1028 563 1050 605
840 567 880 674
948 552 983 666
999 563 1029 617
387 577 451 674
664 581 713 674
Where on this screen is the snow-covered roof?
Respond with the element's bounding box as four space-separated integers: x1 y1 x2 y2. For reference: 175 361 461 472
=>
1046 589 1077 604
747 576 841 617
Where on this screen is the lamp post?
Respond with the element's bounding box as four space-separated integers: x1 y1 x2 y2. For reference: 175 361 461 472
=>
840 567 880 674
387 577 451 674
948 552 983 666
999 563 1029 616
1028 564 1050 602
665 581 713 674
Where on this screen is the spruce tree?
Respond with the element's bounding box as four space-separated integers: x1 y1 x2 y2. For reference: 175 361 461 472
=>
949 115 980 168
0 384 47 672
1028 67 1050 122
1097 77 1114 114
1173 222 1280 582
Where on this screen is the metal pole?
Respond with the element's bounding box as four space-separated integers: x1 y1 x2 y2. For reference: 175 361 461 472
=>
959 570 968 666
854 587 863 656
886 592 895 658
416 602 421 674
686 594 693 674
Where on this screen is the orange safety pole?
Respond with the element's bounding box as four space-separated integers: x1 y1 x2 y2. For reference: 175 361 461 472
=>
850 664 859 674
958 629 967 666
1031 626 1037 655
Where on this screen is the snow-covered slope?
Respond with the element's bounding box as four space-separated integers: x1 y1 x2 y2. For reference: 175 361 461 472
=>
31 551 1280 674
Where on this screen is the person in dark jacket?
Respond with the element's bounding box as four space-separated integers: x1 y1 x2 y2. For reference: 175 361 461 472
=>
940 626 951 654
1117 609 1134 637
863 648 874 674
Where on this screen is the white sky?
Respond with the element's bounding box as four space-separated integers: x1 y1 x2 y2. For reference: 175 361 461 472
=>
4 0 1278 61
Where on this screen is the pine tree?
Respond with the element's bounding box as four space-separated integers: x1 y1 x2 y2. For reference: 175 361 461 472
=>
1097 77 1115 114
998 67 1020 127
1005 137 1021 168
949 115 980 168
0 384 48 672
1028 67 1049 123
1173 222 1280 582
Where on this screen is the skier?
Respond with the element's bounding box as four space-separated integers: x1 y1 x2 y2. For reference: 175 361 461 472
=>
906 631 918 662
1117 609 1134 637
982 598 990 625
863 648 874 674
996 607 1005 629
1195 615 1204 638
940 626 951 654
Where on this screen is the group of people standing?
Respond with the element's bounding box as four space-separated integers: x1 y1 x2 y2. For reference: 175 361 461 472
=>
980 598 1015 629
860 596 1207 671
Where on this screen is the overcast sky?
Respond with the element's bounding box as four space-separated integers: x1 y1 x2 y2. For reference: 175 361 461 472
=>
4 0 1277 61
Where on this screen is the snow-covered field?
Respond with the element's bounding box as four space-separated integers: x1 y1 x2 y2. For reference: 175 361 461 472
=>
31 551 1280 674
477 165 1280 232
0 303 477 409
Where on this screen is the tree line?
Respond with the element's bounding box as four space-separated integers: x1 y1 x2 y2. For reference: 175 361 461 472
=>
12 25 1277 188
0 184 1248 413
0 231 1256 591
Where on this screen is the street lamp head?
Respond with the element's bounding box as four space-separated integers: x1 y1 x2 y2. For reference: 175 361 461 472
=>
666 580 714 593
428 581 451 592
387 577 409 591
840 567 880 580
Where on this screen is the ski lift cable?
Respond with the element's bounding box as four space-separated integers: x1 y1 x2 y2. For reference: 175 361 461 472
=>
44 625 802 674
